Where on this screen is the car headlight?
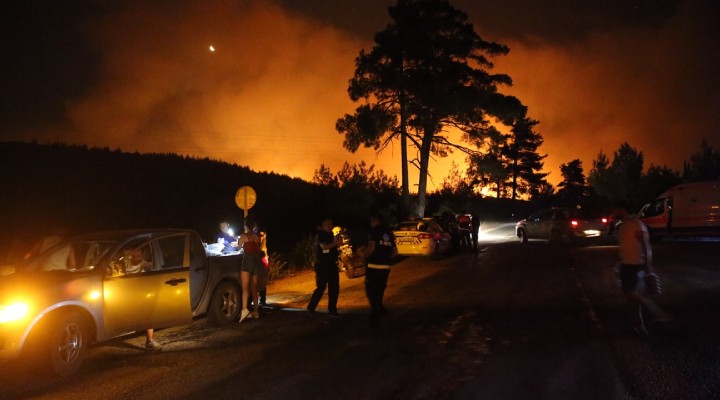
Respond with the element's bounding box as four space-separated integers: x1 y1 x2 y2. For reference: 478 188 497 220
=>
0 302 30 323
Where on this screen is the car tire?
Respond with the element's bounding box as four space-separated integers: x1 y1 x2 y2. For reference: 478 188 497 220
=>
46 311 88 377
518 229 528 244
208 281 241 325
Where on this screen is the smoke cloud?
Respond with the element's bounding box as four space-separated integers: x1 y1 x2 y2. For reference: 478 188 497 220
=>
6 0 719 188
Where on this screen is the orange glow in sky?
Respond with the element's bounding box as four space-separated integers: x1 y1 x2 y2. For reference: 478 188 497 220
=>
12 0 719 189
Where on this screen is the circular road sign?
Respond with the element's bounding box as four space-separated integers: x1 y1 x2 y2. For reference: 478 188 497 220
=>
235 186 257 214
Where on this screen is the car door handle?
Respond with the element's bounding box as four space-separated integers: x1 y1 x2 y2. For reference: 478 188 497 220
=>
165 278 187 286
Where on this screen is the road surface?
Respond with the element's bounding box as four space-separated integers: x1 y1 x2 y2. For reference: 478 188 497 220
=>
2 222 719 399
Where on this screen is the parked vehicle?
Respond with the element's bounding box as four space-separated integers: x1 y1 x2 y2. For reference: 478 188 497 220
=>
0 229 243 376
393 218 452 256
516 207 610 244
639 181 720 239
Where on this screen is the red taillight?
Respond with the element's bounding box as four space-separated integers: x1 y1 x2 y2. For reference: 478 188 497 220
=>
570 220 579 227
601 217 608 224
418 233 433 239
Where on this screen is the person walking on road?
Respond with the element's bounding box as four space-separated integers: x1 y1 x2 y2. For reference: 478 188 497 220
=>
307 217 342 318
365 212 397 325
613 201 670 335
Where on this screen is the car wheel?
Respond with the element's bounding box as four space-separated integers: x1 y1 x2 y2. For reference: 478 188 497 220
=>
208 281 241 325
46 311 87 377
518 229 528 244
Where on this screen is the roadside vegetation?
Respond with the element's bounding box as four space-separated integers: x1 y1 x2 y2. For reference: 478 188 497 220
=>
1 139 717 275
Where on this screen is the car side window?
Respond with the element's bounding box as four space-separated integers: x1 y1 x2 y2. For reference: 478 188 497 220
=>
189 235 205 271
108 240 154 276
37 244 76 271
642 198 666 218
156 235 187 270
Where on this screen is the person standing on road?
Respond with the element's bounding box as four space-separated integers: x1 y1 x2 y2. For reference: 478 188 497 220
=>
613 201 670 334
365 212 397 325
307 217 342 318
471 213 481 252
248 222 270 311
238 216 263 322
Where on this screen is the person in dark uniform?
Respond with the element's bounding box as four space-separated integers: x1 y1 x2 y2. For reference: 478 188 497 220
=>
364 212 398 325
307 217 342 318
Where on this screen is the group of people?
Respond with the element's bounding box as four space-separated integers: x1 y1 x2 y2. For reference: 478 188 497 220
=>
303 204 669 334
217 218 269 323
306 213 398 325
95 202 672 350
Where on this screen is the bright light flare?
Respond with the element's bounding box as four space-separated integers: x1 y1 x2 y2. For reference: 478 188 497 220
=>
209 45 215 52
475 222 519 243
0 302 30 323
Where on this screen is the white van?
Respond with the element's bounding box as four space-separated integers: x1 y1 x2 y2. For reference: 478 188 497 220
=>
639 181 720 238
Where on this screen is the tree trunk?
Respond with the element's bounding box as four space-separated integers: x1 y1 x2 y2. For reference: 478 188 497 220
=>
416 125 434 217
512 158 518 200
400 98 410 218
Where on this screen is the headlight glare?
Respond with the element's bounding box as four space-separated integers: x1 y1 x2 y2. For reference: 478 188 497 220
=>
0 302 30 323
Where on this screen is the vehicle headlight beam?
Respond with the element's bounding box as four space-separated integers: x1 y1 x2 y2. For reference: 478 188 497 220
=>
0 302 30 323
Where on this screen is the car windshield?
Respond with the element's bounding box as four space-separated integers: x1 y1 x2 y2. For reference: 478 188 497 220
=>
22 239 117 272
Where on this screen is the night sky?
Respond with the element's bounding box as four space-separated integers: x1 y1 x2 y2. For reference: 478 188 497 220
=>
1 0 718 187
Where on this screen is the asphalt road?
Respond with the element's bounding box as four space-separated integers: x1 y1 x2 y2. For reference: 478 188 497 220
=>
2 223 719 400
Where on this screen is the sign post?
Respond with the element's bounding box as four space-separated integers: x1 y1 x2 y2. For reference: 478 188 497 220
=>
235 186 257 217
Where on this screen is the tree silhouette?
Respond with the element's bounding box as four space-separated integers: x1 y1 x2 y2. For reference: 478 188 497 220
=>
337 0 524 217
438 161 474 197
504 117 548 200
683 139 720 181
466 127 508 198
557 159 586 206
588 142 644 207
312 164 339 187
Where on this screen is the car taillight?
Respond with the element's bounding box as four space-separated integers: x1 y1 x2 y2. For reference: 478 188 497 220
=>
570 220 579 227
601 217 608 224
418 233 433 239
433 233 442 240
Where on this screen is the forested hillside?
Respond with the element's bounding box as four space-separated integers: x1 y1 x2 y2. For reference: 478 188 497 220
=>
0 142 344 260
0 141 543 265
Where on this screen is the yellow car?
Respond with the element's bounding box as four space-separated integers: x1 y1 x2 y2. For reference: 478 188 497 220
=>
0 229 243 377
393 218 452 256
